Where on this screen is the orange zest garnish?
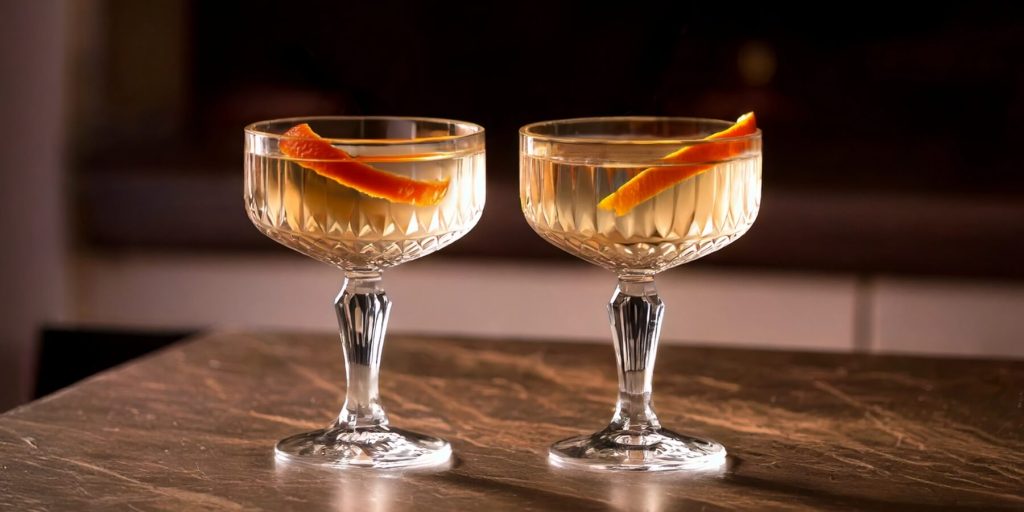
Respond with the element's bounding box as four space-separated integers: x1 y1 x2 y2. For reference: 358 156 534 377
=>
597 112 758 216
278 123 450 206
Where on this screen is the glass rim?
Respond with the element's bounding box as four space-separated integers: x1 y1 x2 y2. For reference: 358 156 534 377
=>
519 116 761 145
245 115 485 145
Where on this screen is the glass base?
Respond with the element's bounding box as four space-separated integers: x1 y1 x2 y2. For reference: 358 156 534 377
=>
275 424 451 469
549 427 726 472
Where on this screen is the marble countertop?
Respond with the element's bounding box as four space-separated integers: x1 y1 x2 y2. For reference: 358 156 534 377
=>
1 332 1021 510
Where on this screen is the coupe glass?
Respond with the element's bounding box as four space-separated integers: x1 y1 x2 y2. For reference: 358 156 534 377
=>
245 116 485 468
520 116 761 471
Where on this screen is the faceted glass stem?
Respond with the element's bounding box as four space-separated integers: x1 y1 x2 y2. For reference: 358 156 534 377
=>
548 274 726 472
274 272 451 469
608 275 664 433
335 273 391 429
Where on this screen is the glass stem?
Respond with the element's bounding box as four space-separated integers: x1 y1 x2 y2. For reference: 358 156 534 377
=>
608 274 663 432
335 271 390 429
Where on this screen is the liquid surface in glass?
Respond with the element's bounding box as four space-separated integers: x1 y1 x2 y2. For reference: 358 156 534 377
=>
246 146 485 271
521 146 760 273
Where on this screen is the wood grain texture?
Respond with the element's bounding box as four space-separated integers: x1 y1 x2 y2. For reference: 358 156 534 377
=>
1 332 1022 511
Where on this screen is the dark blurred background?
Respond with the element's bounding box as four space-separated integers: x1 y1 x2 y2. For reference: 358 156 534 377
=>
73 0 1024 275
2 1 1023 410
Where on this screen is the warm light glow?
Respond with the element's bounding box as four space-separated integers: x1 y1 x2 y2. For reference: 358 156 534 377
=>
738 41 777 86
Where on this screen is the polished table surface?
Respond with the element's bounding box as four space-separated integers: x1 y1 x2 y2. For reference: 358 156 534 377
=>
1 332 1022 511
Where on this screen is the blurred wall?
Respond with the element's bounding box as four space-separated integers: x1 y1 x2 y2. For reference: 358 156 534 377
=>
0 1 70 409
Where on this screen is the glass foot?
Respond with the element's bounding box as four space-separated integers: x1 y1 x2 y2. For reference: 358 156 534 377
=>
549 427 726 472
275 424 451 469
